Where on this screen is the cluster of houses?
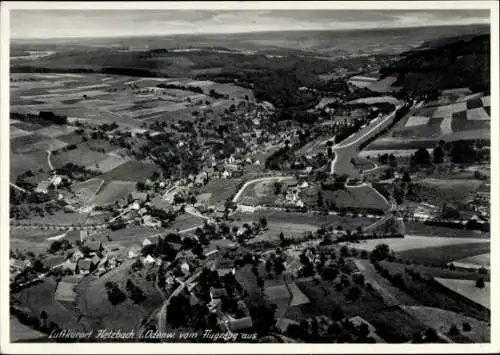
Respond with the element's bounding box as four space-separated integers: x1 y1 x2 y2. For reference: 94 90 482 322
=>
207 285 254 333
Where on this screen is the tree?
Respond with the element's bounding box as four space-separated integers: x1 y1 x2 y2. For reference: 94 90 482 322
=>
424 328 440 342
462 322 472 332
346 286 362 302
412 147 431 165
433 145 445 163
331 305 344 322
371 244 391 261
448 325 459 336
475 277 485 289
259 217 268 229
402 171 411 183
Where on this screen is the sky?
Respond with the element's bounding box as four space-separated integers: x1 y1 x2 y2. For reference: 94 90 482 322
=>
11 9 490 39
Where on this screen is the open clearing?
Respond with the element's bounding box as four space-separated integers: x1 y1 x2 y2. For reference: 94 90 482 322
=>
396 242 490 265
451 253 490 270
74 178 105 202
248 223 318 244
97 161 160 182
400 306 490 343
434 278 490 310
343 235 489 253
90 180 136 206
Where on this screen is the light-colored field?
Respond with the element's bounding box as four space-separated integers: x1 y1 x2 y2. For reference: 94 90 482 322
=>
287 282 310 307
343 235 489 252
451 253 490 270
400 306 490 343
90 180 136 206
405 115 430 127
435 278 490 309
346 96 400 106
87 155 130 174
35 125 78 138
74 178 105 203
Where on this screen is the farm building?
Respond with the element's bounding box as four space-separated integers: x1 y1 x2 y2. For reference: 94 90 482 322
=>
347 74 379 89
227 316 253 332
210 287 228 301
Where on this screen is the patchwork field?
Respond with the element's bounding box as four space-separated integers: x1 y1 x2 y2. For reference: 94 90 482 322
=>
367 93 490 150
434 278 490 310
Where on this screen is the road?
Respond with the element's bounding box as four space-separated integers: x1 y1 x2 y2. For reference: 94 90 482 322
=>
10 183 27 193
330 101 423 176
47 150 54 171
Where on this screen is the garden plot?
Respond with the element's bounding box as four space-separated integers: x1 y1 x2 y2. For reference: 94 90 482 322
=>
343 235 489 253
435 278 490 310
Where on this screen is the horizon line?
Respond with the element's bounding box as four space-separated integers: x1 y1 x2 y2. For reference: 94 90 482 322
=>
10 22 490 42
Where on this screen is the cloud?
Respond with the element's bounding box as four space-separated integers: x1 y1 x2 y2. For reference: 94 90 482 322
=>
10 10 490 39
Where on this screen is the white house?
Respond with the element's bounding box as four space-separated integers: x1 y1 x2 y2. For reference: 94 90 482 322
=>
142 238 153 248
181 261 190 275
143 255 156 265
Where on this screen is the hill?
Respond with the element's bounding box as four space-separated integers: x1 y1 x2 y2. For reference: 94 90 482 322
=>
381 34 490 95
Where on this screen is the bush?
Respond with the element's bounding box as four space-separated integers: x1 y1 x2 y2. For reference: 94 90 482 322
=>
475 277 485 289
448 325 460 336
462 322 472 332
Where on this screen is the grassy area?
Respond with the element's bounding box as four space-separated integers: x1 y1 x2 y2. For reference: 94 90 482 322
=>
408 179 484 206
197 178 244 204
75 260 164 331
169 213 205 232
248 223 318 244
434 278 490 310
97 161 161 183
12 277 84 330
400 306 490 343
396 242 490 266
405 222 489 239
380 261 489 282
90 180 136 206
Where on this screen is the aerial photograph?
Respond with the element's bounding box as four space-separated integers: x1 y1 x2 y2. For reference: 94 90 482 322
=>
5 4 494 346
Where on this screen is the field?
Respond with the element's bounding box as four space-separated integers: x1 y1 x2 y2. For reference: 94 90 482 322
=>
395 242 490 266
408 178 484 206
51 146 107 170
237 177 296 206
11 277 85 331
73 178 105 203
248 223 318 244
10 317 48 342
197 178 245 204
234 210 374 231
434 278 490 310
75 260 164 331
96 161 160 182
343 235 489 253
366 93 490 150
168 213 205 232
380 261 489 282
405 222 489 239
400 306 490 343
89 180 136 206
451 253 490 270
11 72 254 128
10 151 48 179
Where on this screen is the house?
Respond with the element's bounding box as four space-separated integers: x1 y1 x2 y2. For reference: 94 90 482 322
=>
216 268 235 278
209 287 228 300
70 249 84 263
128 244 142 259
142 215 161 228
142 238 153 248
9 258 27 273
35 180 50 194
62 259 77 273
204 249 219 259
42 255 66 270
180 261 190 275
143 254 156 265
239 205 256 213
221 170 231 179
207 298 223 313
85 240 103 253
76 258 97 275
